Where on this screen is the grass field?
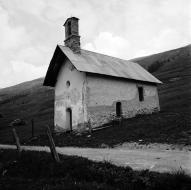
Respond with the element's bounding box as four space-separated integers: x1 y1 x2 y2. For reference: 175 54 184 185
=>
25 110 191 147
1 149 191 190
0 44 190 146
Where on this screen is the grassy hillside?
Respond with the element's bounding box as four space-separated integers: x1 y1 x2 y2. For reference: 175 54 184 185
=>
0 45 190 145
133 44 191 112
0 78 54 142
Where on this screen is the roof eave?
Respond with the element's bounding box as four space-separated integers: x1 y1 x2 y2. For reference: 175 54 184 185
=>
43 45 65 87
85 71 162 85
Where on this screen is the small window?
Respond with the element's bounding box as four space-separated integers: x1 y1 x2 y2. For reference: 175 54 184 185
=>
66 80 70 88
116 102 122 117
138 86 144 102
68 21 71 36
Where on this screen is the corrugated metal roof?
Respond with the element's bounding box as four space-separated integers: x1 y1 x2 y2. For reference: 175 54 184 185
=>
58 45 162 84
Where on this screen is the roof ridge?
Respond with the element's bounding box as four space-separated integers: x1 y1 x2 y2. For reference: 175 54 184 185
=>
58 44 136 64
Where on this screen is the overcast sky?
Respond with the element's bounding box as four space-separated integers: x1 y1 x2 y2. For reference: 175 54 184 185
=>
0 0 190 88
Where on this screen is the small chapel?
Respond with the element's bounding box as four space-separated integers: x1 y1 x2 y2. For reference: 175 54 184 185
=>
44 17 162 132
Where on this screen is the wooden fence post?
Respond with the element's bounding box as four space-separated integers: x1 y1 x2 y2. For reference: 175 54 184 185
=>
46 125 60 163
88 120 92 134
12 128 22 154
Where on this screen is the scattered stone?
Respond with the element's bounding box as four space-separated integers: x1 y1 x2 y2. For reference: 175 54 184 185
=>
87 135 91 138
9 118 26 127
100 143 109 148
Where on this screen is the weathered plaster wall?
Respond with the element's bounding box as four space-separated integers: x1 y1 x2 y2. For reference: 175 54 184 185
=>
54 59 87 132
86 75 160 128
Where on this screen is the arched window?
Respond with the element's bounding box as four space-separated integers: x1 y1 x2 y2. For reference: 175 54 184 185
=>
116 102 122 117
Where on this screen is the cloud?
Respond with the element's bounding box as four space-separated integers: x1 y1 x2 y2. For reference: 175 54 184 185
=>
151 29 189 50
0 60 47 88
0 44 52 88
15 46 53 66
0 6 30 50
1 0 46 17
11 60 47 76
0 4 53 88
83 32 131 59
134 28 190 58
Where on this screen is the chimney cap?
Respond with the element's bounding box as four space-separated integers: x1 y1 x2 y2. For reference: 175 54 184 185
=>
63 17 79 26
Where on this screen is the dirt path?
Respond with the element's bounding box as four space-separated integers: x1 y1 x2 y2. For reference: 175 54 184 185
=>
0 144 190 174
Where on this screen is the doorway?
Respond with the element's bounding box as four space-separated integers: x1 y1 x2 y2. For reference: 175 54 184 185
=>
116 102 122 117
66 108 72 131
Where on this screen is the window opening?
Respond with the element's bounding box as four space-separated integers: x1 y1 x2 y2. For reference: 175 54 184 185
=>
138 87 144 102
68 21 71 36
66 81 70 88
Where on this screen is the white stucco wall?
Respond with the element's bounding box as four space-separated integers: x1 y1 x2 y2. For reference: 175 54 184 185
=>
86 75 160 128
54 59 87 131
54 62 160 131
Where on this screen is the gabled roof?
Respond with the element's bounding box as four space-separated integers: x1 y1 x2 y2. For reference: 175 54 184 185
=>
43 45 162 87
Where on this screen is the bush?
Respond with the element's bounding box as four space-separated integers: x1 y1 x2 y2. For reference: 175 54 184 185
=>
148 61 164 73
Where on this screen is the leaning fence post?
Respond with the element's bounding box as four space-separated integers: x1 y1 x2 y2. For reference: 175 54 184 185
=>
12 128 22 154
46 125 60 163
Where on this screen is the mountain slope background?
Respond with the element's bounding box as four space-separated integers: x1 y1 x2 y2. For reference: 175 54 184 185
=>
0 45 190 144
133 44 191 112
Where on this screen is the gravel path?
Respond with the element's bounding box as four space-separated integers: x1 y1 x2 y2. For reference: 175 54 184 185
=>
0 144 190 174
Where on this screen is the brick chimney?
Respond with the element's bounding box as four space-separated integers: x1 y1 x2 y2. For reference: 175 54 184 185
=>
64 17 80 53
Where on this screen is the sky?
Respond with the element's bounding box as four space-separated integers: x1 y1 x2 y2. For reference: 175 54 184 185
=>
0 0 190 88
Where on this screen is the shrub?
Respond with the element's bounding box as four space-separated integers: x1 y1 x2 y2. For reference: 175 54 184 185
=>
148 61 164 73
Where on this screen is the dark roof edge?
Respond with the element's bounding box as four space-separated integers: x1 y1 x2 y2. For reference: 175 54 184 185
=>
43 45 63 87
86 72 162 85
43 45 78 87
